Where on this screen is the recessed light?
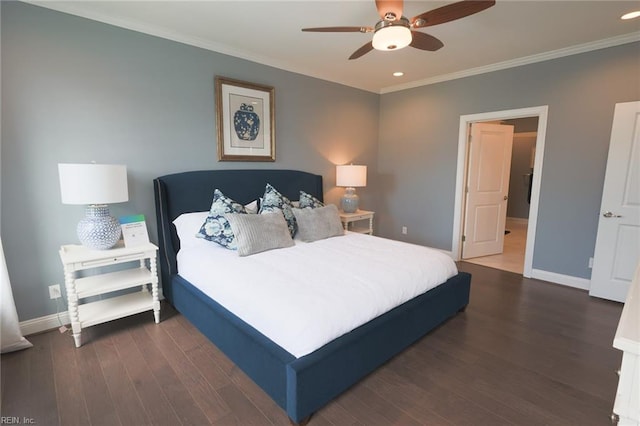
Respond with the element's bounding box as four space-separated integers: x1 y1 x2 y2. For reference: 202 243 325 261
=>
393 72 404 77
621 11 640 20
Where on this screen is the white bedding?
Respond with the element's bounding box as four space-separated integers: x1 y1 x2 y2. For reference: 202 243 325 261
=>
176 232 458 358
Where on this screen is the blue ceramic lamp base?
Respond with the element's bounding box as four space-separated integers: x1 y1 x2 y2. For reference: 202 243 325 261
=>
341 187 360 213
77 205 121 250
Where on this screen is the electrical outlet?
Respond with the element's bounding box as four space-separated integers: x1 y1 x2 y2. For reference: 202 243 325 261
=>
49 284 61 299
402 226 408 235
588 257 594 268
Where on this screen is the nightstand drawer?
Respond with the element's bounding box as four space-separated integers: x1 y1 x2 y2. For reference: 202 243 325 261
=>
346 213 372 221
78 251 150 268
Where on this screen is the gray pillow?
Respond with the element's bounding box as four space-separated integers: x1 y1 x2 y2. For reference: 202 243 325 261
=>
226 212 294 256
292 204 344 242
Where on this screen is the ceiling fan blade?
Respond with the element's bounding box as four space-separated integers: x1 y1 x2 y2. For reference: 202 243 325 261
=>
410 31 444 51
411 0 495 28
302 26 373 33
349 42 374 60
375 0 404 21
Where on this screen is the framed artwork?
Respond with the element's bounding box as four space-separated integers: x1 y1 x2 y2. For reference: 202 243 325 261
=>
215 76 275 162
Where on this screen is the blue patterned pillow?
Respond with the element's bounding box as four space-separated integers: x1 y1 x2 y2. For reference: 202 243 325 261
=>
196 189 246 249
298 191 324 209
259 183 297 237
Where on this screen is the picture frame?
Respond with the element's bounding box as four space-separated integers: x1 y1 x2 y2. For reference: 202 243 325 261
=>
215 76 275 162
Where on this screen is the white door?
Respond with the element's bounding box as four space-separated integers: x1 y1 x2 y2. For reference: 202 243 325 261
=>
590 101 640 302
462 123 515 259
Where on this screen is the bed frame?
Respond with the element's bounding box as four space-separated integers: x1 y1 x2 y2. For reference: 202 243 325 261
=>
153 169 471 424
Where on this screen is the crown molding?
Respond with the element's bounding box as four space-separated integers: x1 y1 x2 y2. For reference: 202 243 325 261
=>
380 32 640 94
25 2 640 95
24 1 319 81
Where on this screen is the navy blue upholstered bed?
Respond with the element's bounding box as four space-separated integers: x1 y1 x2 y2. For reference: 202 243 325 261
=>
153 169 471 424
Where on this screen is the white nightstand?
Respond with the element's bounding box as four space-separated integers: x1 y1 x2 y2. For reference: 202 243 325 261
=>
612 266 640 425
339 210 375 235
59 241 160 347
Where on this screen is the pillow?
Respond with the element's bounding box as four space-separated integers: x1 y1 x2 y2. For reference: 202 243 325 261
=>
196 189 247 249
245 199 259 214
173 211 209 249
292 204 344 242
226 212 294 256
259 183 297 237
298 191 324 209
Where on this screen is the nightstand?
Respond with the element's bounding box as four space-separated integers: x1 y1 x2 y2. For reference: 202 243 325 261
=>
339 210 374 235
59 241 160 347
612 265 640 425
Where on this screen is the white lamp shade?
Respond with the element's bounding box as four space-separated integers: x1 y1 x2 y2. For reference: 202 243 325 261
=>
58 163 129 205
372 25 412 51
336 165 367 188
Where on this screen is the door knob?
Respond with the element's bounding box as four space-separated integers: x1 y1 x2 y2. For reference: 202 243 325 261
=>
503 195 508 201
603 211 622 218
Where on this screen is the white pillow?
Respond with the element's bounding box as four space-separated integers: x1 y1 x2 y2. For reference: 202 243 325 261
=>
245 199 259 214
173 212 209 249
173 200 258 249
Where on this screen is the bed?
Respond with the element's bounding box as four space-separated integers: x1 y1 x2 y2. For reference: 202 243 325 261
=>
153 169 471 424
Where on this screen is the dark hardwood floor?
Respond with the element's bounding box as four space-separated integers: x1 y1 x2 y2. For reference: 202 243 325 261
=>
1 262 623 425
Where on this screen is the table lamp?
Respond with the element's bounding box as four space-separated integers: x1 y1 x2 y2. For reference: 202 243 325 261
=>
336 164 367 213
58 163 129 250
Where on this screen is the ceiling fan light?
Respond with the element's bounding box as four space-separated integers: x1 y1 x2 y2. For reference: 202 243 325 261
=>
621 11 640 20
372 26 412 51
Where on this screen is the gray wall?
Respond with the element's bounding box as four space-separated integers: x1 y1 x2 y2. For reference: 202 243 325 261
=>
376 42 640 279
1 2 379 321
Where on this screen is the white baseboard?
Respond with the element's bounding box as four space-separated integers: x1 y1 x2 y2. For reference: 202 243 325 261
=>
20 311 70 336
530 268 591 291
506 217 529 224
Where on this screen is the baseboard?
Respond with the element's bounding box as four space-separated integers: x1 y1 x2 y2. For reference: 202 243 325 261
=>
506 217 529 224
20 311 70 336
530 268 591 291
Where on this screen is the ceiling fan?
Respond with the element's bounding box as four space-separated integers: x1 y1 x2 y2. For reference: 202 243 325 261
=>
302 0 495 60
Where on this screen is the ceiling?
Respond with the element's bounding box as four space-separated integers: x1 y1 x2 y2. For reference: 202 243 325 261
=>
30 1 640 93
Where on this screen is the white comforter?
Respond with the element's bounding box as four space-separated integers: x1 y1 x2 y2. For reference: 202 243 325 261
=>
177 233 458 358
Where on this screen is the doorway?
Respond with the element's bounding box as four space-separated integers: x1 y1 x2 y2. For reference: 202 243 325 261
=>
464 127 536 274
451 106 549 278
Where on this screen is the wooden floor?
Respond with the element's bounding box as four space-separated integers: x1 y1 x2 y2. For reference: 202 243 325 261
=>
1 262 623 425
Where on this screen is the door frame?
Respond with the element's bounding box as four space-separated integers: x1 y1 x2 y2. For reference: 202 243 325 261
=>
451 106 549 277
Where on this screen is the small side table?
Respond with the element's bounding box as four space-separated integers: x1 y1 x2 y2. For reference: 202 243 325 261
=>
59 242 160 347
339 210 375 235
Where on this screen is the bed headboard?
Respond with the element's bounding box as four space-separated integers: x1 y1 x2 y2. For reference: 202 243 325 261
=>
153 169 323 302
